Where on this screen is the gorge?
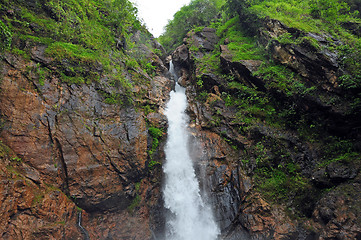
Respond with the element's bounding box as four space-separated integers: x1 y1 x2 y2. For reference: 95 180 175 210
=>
0 0 361 239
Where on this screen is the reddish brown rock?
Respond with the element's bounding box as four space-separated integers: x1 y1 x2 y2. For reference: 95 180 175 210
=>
0 43 171 238
0 143 81 239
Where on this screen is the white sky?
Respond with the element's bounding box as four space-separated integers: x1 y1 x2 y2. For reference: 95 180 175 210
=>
130 0 192 37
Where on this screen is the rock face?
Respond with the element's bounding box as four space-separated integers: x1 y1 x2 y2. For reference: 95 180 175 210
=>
220 44 265 90
260 18 340 89
0 32 171 240
1 1 361 239
171 24 361 240
0 142 81 239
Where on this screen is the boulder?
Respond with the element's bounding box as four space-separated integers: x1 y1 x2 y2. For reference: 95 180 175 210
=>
327 162 358 182
172 44 189 69
185 27 219 52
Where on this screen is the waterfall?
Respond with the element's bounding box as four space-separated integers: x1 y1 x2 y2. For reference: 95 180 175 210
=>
163 62 219 240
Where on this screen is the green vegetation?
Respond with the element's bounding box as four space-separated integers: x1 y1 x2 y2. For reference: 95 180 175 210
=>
148 160 161 169
0 20 12 52
148 126 164 158
158 0 226 52
127 182 142 212
160 0 361 219
247 0 359 32
216 16 263 61
127 194 141 213
1 0 361 223
0 0 162 103
11 156 22 162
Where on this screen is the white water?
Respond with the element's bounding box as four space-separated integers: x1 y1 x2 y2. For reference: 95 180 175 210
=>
163 62 219 240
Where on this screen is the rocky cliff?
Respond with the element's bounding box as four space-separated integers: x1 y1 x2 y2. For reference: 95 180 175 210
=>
0 0 171 239
170 14 361 239
1 0 361 239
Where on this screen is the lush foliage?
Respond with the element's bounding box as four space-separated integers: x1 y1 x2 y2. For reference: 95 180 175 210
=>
148 126 164 158
158 0 226 52
162 0 361 218
0 20 12 52
0 0 158 89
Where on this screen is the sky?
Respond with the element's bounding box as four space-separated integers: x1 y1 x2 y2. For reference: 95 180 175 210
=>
130 0 192 37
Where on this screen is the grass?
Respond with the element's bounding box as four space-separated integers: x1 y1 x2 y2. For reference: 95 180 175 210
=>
217 16 264 61
0 0 158 92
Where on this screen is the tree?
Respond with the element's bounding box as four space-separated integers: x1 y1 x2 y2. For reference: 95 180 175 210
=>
158 0 224 53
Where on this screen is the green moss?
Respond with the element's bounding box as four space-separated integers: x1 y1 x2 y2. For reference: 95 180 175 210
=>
320 152 360 167
148 127 163 139
46 41 99 64
32 193 44 206
127 195 141 213
144 62 156 77
195 52 222 76
0 20 12 52
276 32 294 44
11 156 22 162
0 142 11 158
134 182 141 192
11 47 30 59
255 160 311 207
148 126 164 158
43 41 105 84
148 160 161 169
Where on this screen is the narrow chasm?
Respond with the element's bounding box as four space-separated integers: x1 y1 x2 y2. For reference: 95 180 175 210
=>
1 0 361 239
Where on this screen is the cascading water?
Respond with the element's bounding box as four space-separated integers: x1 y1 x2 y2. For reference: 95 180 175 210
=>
162 62 220 240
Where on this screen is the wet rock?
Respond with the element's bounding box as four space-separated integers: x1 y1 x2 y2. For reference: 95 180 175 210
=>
0 144 81 239
220 45 265 90
312 182 361 239
168 11 361 240
198 72 228 92
151 53 169 74
165 55 172 69
151 38 167 61
185 27 219 52
30 44 53 65
259 17 302 44
188 128 242 235
148 75 172 107
341 21 361 37
172 44 189 69
312 168 332 188
0 37 171 238
327 162 358 182
259 18 340 91
146 112 167 129
319 206 334 224
177 68 189 87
